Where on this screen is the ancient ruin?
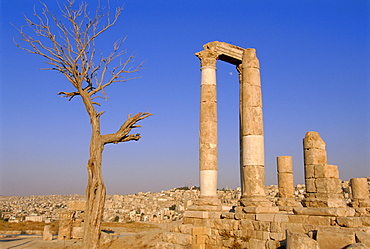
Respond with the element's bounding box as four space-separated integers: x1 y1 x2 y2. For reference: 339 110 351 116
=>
24 41 368 248
158 41 370 249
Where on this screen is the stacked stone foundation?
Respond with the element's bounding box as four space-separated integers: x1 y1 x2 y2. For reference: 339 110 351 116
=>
159 208 370 249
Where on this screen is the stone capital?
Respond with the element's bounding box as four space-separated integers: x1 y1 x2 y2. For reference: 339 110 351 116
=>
195 49 219 68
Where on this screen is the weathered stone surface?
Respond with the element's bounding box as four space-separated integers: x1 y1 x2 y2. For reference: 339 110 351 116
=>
57 211 74 240
337 217 363 228
42 225 53 241
278 173 294 198
248 238 266 249
303 131 326 149
286 230 320 249
315 178 342 194
356 231 370 247
304 148 327 164
345 243 369 249
316 227 356 249
277 156 293 173
351 178 370 200
71 226 84 239
293 207 356 217
315 164 339 178
100 231 113 244
242 206 279 213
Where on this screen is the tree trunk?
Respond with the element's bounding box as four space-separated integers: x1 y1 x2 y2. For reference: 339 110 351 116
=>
81 93 106 249
83 129 105 249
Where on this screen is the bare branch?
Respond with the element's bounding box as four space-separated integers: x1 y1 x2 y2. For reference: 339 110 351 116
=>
101 112 152 145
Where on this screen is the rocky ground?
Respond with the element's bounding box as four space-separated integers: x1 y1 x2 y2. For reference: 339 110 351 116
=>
0 221 173 249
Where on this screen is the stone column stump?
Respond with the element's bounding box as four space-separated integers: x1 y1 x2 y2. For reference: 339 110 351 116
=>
276 156 301 210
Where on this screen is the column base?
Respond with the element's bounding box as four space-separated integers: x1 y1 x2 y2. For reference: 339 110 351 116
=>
277 198 302 207
195 196 221 207
239 196 273 207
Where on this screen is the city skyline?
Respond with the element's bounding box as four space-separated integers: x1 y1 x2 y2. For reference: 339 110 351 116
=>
0 0 368 196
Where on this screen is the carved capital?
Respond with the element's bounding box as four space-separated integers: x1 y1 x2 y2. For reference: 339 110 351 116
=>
195 49 219 67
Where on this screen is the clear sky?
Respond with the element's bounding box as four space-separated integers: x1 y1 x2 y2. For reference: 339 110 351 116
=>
0 0 368 196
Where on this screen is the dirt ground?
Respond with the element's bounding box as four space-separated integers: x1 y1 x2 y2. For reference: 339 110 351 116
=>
0 221 177 249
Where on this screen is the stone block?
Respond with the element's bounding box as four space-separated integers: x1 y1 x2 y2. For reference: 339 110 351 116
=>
316 227 356 249
244 84 262 107
248 238 266 249
303 131 326 150
293 207 355 216
345 243 369 248
315 164 339 178
192 227 211 236
195 234 208 244
240 220 254 230
277 156 293 173
256 214 275 222
304 164 316 179
305 179 316 193
184 211 209 219
252 220 270 231
42 225 53 241
71 226 84 239
361 217 370 226
315 178 342 194
270 222 283 233
351 178 370 200
269 232 285 241
179 224 193 234
234 213 255 220
255 230 270 240
243 206 279 214
242 107 264 135
242 136 264 165
286 230 320 249
199 145 217 171
101 231 113 244
273 214 289 223
283 222 306 233
304 148 327 164
307 216 331 226
288 214 308 223
278 173 294 198
302 197 347 208
337 217 363 228
266 239 281 249
220 212 234 219
356 231 370 247
213 219 238 231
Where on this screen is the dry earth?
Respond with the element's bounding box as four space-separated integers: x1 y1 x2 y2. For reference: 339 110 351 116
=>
0 221 176 249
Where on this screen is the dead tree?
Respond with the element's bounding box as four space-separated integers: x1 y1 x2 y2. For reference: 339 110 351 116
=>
14 1 151 248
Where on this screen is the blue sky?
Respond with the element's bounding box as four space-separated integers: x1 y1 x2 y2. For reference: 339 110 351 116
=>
0 0 368 196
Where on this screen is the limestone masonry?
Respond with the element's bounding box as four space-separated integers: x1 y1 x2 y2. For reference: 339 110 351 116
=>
1 41 369 249
157 41 370 249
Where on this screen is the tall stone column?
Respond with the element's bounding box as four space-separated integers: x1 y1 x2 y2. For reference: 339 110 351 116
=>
196 49 220 206
239 49 272 208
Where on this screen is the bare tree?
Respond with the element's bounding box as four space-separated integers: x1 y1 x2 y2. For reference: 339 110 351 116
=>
14 1 151 248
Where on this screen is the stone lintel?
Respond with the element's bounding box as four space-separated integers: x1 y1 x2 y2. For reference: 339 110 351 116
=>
202 41 245 65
